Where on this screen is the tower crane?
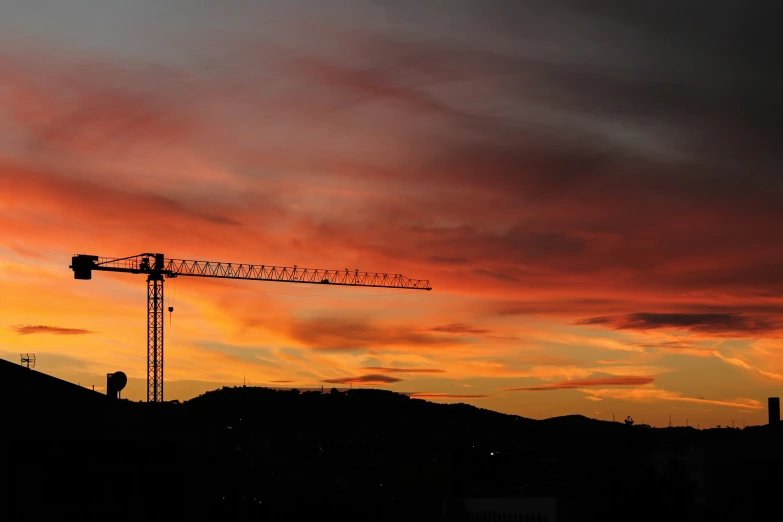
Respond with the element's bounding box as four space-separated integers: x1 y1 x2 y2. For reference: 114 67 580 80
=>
70 252 431 403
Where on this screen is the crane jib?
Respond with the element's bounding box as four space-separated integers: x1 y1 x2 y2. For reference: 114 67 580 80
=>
70 254 431 290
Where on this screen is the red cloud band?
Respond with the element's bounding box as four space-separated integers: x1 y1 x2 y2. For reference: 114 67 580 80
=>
504 376 655 391
407 392 489 399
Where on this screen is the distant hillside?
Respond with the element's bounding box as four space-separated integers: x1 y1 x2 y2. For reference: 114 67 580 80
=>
4 367 783 522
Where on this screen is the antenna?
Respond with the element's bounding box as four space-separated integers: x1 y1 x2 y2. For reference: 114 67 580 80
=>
20 353 36 369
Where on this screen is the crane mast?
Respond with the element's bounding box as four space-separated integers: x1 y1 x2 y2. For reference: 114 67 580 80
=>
70 253 431 402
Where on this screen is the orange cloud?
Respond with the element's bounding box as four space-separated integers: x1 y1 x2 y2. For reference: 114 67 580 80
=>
583 388 762 410
428 323 491 335
713 351 783 381
361 366 445 374
286 317 458 351
503 376 656 391
407 392 489 399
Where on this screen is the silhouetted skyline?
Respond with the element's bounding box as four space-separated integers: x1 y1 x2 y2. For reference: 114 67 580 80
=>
3 358 783 521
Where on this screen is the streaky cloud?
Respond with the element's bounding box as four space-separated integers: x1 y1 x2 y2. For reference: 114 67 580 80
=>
407 392 489 399
13 325 93 335
504 376 655 391
361 367 445 374
577 312 778 336
322 374 403 385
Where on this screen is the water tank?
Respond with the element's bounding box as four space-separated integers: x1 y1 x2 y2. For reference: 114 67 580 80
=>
107 371 128 399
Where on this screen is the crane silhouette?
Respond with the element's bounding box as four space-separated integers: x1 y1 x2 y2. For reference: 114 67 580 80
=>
71 252 431 402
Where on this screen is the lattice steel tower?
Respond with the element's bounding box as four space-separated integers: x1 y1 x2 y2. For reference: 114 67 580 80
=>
147 271 165 403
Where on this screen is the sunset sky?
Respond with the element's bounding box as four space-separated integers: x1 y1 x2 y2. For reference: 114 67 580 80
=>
1 1 781 428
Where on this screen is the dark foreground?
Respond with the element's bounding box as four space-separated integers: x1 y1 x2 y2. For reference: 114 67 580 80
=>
2 359 782 521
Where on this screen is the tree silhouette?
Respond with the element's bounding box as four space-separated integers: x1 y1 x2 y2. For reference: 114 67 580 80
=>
625 416 635 426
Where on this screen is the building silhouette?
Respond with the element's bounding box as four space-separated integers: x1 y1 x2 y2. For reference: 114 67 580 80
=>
6 356 783 521
769 397 780 425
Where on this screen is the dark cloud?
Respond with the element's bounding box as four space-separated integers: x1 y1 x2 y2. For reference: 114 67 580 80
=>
429 323 490 335
13 325 93 335
577 313 779 336
362 367 445 374
505 376 655 391
495 298 625 317
286 51 485 123
289 1 783 299
322 374 402 385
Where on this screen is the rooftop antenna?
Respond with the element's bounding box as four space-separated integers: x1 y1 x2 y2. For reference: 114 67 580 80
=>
20 353 35 369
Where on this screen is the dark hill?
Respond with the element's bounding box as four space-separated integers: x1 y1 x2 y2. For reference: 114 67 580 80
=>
0 357 108 438
3 362 783 521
